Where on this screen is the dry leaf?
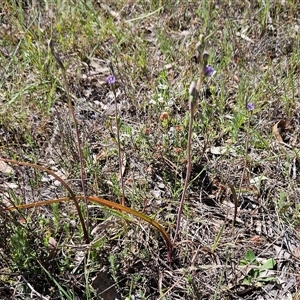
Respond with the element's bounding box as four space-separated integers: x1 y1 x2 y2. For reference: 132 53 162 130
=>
47 237 57 260
159 112 169 121
210 146 228 155
272 119 286 142
232 74 239 83
236 31 254 43
91 217 119 236
293 246 300 259
0 161 14 174
1 182 18 189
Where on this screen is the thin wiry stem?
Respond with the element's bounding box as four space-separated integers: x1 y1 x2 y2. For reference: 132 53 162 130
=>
237 110 252 220
173 36 206 244
173 99 195 243
234 103 254 226
49 40 90 243
114 90 126 206
109 63 125 206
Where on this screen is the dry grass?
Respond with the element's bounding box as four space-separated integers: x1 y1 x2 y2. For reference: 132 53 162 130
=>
1 1 300 299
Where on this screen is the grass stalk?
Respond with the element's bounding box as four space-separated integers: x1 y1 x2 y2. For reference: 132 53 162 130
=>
38 261 73 300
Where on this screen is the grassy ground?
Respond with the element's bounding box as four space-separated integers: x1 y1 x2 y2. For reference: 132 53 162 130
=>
1 0 300 299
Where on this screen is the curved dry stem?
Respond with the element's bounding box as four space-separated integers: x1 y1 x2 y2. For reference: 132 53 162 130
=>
0 157 89 243
0 194 173 259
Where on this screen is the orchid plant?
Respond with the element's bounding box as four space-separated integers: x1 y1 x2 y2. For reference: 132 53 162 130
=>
173 36 214 243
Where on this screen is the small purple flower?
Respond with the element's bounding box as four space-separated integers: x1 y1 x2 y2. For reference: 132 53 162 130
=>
107 75 115 84
204 65 214 77
246 102 255 111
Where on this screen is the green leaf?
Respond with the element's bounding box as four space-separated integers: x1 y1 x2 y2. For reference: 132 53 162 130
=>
261 258 276 270
239 259 248 266
245 250 257 263
242 276 251 285
250 268 260 278
257 276 276 282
